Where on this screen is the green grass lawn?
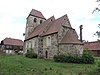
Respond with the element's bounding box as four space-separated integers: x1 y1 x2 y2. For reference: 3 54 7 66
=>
0 55 100 75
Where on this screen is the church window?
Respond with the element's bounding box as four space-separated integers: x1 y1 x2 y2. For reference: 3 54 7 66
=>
6 45 9 48
28 41 32 48
10 45 12 49
32 39 35 48
40 20 43 24
47 36 51 46
34 18 37 22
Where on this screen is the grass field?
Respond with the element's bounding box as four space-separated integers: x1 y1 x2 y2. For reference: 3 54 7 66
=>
0 55 100 75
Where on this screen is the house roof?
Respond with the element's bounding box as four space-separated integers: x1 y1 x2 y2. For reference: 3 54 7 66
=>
26 16 55 40
42 15 68 36
28 9 46 19
3 38 23 46
84 42 100 50
60 30 83 45
25 14 75 41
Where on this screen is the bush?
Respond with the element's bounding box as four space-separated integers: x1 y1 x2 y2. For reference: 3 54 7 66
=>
97 62 100 73
53 50 94 64
81 49 94 64
53 54 80 63
25 50 37 58
81 53 94 64
53 54 67 62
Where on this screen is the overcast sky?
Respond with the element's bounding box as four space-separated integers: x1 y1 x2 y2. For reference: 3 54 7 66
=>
0 0 100 42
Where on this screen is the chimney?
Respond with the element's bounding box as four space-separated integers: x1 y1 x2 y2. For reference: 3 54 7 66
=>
79 25 83 42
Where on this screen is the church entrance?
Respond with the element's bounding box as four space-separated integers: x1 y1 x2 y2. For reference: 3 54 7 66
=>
45 51 48 58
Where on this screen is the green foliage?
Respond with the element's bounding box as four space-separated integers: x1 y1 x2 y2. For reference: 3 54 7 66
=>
80 49 94 64
0 55 99 75
25 49 37 58
81 52 94 64
97 62 100 72
53 54 66 62
53 49 94 64
88 62 100 75
53 54 80 63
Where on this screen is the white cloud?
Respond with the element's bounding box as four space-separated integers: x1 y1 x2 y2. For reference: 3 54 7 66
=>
0 0 99 41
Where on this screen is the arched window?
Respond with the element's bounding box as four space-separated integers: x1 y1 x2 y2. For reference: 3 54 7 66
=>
34 18 37 22
40 20 43 24
46 36 51 46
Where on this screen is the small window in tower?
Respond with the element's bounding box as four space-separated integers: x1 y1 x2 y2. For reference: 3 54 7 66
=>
40 20 43 24
34 18 37 23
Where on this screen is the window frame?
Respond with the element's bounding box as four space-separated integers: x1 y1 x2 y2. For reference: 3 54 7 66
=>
46 36 51 46
40 20 43 24
34 18 37 23
32 39 35 48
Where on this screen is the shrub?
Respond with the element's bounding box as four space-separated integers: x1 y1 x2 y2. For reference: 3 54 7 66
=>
53 49 94 64
97 62 100 73
81 49 94 64
53 54 65 62
81 53 94 64
25 49 37 58
54 54 78 63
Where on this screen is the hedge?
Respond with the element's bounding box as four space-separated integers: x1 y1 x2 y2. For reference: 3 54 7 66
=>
53 51 94 64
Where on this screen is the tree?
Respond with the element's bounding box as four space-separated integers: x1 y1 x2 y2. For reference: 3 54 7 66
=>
92 0 100 14
92 0 100 38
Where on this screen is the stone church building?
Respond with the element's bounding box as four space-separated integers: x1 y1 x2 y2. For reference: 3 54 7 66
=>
24 9 83 59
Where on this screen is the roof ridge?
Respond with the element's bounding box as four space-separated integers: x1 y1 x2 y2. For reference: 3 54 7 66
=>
60 29 70 43
5 38 23 41
60 29 82 44
55 14 67 21
84 41 100 43
32 9 41 13
27 9 46 19
42 16 55 34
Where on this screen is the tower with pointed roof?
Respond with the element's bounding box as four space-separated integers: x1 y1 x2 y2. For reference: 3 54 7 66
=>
25 9 46 39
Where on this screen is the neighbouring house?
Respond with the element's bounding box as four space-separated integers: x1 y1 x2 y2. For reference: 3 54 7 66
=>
24 9 84 59
84 42 100 57
1 38 23 54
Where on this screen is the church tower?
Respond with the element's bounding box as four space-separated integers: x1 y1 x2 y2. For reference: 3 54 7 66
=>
25 9 46 39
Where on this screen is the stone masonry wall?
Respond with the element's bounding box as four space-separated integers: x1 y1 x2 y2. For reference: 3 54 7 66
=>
25 15 45 39
58 18 83 55
59 44 83 55
58 26 69 43
43 33 58 59
24 37 39 54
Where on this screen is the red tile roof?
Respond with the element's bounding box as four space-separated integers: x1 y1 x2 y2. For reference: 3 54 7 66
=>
25 14 79 43
26 16 55 40
28 9 46 19
41 14 72 36
60 30 83 44
3 38 23 46
84 42 100 50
